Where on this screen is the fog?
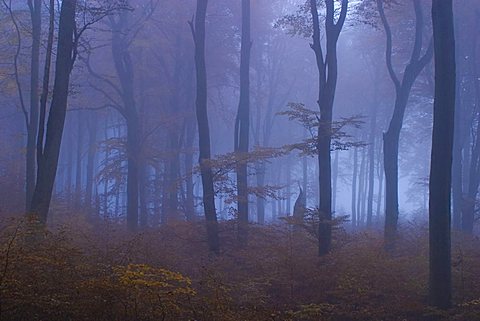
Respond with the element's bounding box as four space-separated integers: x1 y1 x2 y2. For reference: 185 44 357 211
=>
0 0 474 319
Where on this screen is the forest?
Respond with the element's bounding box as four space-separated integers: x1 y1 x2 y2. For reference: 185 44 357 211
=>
0 0 474 320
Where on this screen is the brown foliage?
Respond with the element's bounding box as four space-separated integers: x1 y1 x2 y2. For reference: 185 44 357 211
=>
0 217 479 320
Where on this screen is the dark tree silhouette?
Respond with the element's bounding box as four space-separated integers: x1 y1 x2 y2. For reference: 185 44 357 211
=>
190 0 219 254
30 0 77 224
309 0 348 256
429 0 455 309
376 0 433 251
235 0 251 245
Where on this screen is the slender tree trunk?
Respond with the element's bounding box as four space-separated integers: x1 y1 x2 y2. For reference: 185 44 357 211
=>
85 114 97 209
185 116 196 222
139 162 148 228
75 113 83 206
367 104 377 227
65 129 74 201
25 0 41 210
286 156 291 214
191 0 219 253
332 150 339 213
357 146 366 225
429 0 455 309
255 163 266 224
29 0 77 224
461 111 480 233
352 148 358 227
110 10 140 231
376 162 384 225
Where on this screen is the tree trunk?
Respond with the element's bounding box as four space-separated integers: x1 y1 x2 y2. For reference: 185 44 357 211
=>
310 0 348 256
29 0 77 224
332 150 339 213
352 147 358 227
235 0 251 245
357 146 366 225
429 0 455 309
377 0 433 251
25 0 42 210
191 0 219 254
255 162 266 224
75 113 83 206
110 10 140 231
85 114 97 209
367 102 377 227
185 116 196 222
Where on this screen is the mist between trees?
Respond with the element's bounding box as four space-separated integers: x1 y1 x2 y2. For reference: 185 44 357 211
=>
0 0 470 319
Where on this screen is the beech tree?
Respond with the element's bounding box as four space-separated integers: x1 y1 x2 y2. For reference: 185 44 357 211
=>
309 0 348 256
376 0 433 251
29 0 77 224
429 0 455 309
190 0 220 254
235 0 251 245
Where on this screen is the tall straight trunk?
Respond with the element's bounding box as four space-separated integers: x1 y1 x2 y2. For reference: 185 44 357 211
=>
462 111 480 233
357 146 366 225
286 156 291 214
110 10 139 231
376 163 384 224
461 28 480 234
85 114 97 209
29 0 77 223
37 0 54 193
185 117 196 222
191 0 219 253
451 40 463 229
166 131 180 221
139 163 148 227
75 113 83 206
25 0 41 210
377 0 433 251
429 0 455 309
235 0 251 245
153 167 162 225
103 120 109 217
255 163 266 224
351 148 358 227
332 150 339 213
310 0 348 256
367 104 377 227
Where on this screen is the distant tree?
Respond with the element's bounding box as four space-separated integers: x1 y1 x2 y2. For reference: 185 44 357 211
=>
428 0 455 309
376 0 433 251
1 0 41 210
235 0 251 245
109 7 141 231
190 0 219 254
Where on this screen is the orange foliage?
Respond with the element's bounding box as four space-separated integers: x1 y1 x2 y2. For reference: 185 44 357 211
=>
0 217 479 320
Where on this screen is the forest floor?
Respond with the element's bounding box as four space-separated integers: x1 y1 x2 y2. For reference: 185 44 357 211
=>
0 214 479 321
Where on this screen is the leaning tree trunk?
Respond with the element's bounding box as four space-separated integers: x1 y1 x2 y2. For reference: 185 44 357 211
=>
191 0 219 254
29 0 77 224
429 0 455 309
377 0 433 252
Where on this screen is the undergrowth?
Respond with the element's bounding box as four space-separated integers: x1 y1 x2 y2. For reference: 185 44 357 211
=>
0 216 479 321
